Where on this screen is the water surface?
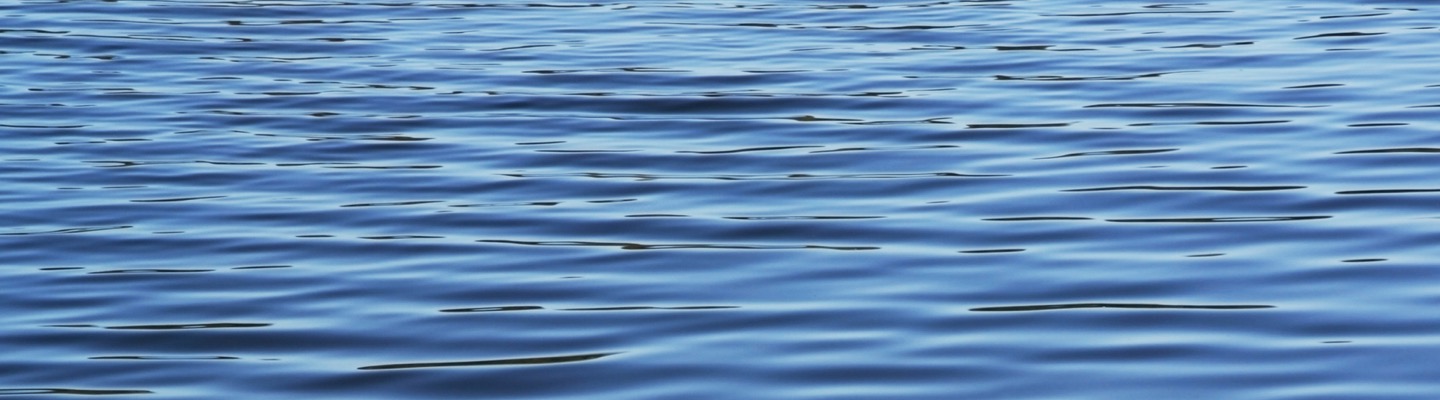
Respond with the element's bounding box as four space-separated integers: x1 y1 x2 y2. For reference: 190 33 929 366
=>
5 1 1440 398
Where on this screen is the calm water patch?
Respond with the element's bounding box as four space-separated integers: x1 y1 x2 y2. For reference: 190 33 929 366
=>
5 1 1440 398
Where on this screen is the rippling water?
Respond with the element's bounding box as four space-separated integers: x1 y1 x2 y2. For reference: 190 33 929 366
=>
5 1 1440 398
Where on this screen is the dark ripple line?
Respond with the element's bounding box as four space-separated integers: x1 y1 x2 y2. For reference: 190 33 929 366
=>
0 388 154 396
232 265 291 270
677 145 825 154
792 115 863 122
130 196 227 203
1048 11 1233 17
340 200 444 208
0 28 69 34
325 165 441 169
1164 41 1254 49
646 22 977 31
359 352 620 371
1035 148 1176 160
89 269 213 275
0 225 131 236
984 217 1094 221
971 303 1274 312
1335 148 1440 154
105 323 271 330
994 45 1055 51
535 150 638 153
450 201 559 208
1084 103 1316 108
524 67 689 74
847 116 954 123
1063 185 1306 192
0 102 93 108
483 44 556 51
561 306 739 311
1285 83 1345 89
1348 123 1407 127
90 356 241 361
1336 189 1440 195
235 91 330 96
57 138 151 145
1320 13 1389 19
819 24 969 31
499 172 1007 181
966 123 1070 129
47 323 270 330
1343 258 1387 263
721 216 883 220
0 123 88 128
443 305 739 313
477 239 878 251
960 249 1026 254
87 160 262 168
418 113 875 123
513 90 937 99
441 306 545 313
1106 216 1330 223
65 33 206 42
1294 32 1386 40
995 71 1192 81
809 145 958 154
28 87 134 92
1129 120 1290 126
275 162 359 167
225 19 397 26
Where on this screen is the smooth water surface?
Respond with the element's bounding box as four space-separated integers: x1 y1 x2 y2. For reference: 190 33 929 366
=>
4 1 1440 398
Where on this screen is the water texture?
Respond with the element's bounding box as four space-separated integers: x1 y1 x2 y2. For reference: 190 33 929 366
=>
4 1 1440 398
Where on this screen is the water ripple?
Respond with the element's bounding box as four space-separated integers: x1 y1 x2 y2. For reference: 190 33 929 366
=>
8 0 1440 398
476 239 879 251
1104 216 1331 223
358 353 621 371
1063 186 1307 192
971 303 1276 312
46 323 271 330
500 172 1008 181
0 226 132 236
439 305 739 313
90 356 242 361
1035 149 1177 160
0 388 154 396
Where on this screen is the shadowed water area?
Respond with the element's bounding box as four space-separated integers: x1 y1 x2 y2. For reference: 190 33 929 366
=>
4 0 1440 398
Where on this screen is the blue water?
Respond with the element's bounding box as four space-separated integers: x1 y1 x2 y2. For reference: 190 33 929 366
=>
4 1 1440 398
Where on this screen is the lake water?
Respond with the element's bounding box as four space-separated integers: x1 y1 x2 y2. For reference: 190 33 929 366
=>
4 1 1440 398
